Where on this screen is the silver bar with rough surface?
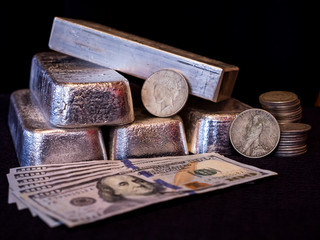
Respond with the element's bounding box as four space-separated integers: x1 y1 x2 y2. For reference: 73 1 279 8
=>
107 109 188 160
30 52 134 128
180 97 251 155
49 17 239 102
8 89 107 166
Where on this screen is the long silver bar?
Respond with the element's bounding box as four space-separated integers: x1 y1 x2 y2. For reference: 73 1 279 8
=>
180 97 251 155
30 52 134 128
107 109 188 160
8 89 107 166
49 17 239 102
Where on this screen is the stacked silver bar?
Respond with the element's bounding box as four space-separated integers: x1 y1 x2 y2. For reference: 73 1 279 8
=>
30 52 134 127
180 97 251 155
108 108 188 160
9 51 137 165
9 17 246 166
8 89 107 166
49 17 239 102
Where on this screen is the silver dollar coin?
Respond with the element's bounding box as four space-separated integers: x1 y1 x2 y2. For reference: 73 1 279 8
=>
141 69 189 117
229 108 280 158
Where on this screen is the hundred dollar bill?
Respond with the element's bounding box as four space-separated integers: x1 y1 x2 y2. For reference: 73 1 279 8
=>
141 153 273 193
8 160 120 177
8 158 179 200
7 157 176 191
3 156 162 215
7 161 123 211
8 170 118 227
11 153 276 227
7 157 171 210
10 168 134 227
7 160 122 224
16 170 181 227
7 164 122 190
9 187 62 227
8 155 184 184
7 161 119 202
8 187 61 227
7 157 172 203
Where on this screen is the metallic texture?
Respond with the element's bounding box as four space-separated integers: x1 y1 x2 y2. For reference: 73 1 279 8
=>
107 109 188 160
273 123 311 157
229 108 281 158
259 91 302 123
8 89 107 166
30 52 134 128
141 69 189 117
49 17 239 102
180 97 251 155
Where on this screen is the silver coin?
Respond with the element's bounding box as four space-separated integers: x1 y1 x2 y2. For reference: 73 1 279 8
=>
275 146 307 154
276 143 307 150
261 99 301 111
278 139 307 146
141 69 189 117
279 123 312 133
274 148 307 157
229 108 280 158
259 91 299 106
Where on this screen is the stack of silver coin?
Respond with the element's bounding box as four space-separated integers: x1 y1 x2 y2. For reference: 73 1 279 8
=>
274 123 311 157
259 91 302 123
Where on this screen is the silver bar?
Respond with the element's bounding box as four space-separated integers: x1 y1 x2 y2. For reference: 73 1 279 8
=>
107 109 188 160
30 52 134 128
49 17 239 102
180 97 251 155
8 89 107 166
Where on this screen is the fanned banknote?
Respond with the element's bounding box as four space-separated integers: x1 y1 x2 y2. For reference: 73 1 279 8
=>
7 153 277 227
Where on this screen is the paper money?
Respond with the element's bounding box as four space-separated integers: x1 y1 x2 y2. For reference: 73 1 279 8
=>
7 153 277 227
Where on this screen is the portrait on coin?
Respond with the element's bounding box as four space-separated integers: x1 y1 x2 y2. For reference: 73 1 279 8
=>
241 114 267 156
229 108 280 158
153 78 181 112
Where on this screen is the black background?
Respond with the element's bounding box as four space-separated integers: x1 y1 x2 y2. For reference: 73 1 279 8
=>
1 1 320 239
0 0 316 107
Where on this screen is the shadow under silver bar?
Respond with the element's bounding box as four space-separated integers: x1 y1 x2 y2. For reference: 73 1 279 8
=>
30 52 134 128
49 17 239 102
107 109 188 160
8 89 107 166
180 97 251 155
